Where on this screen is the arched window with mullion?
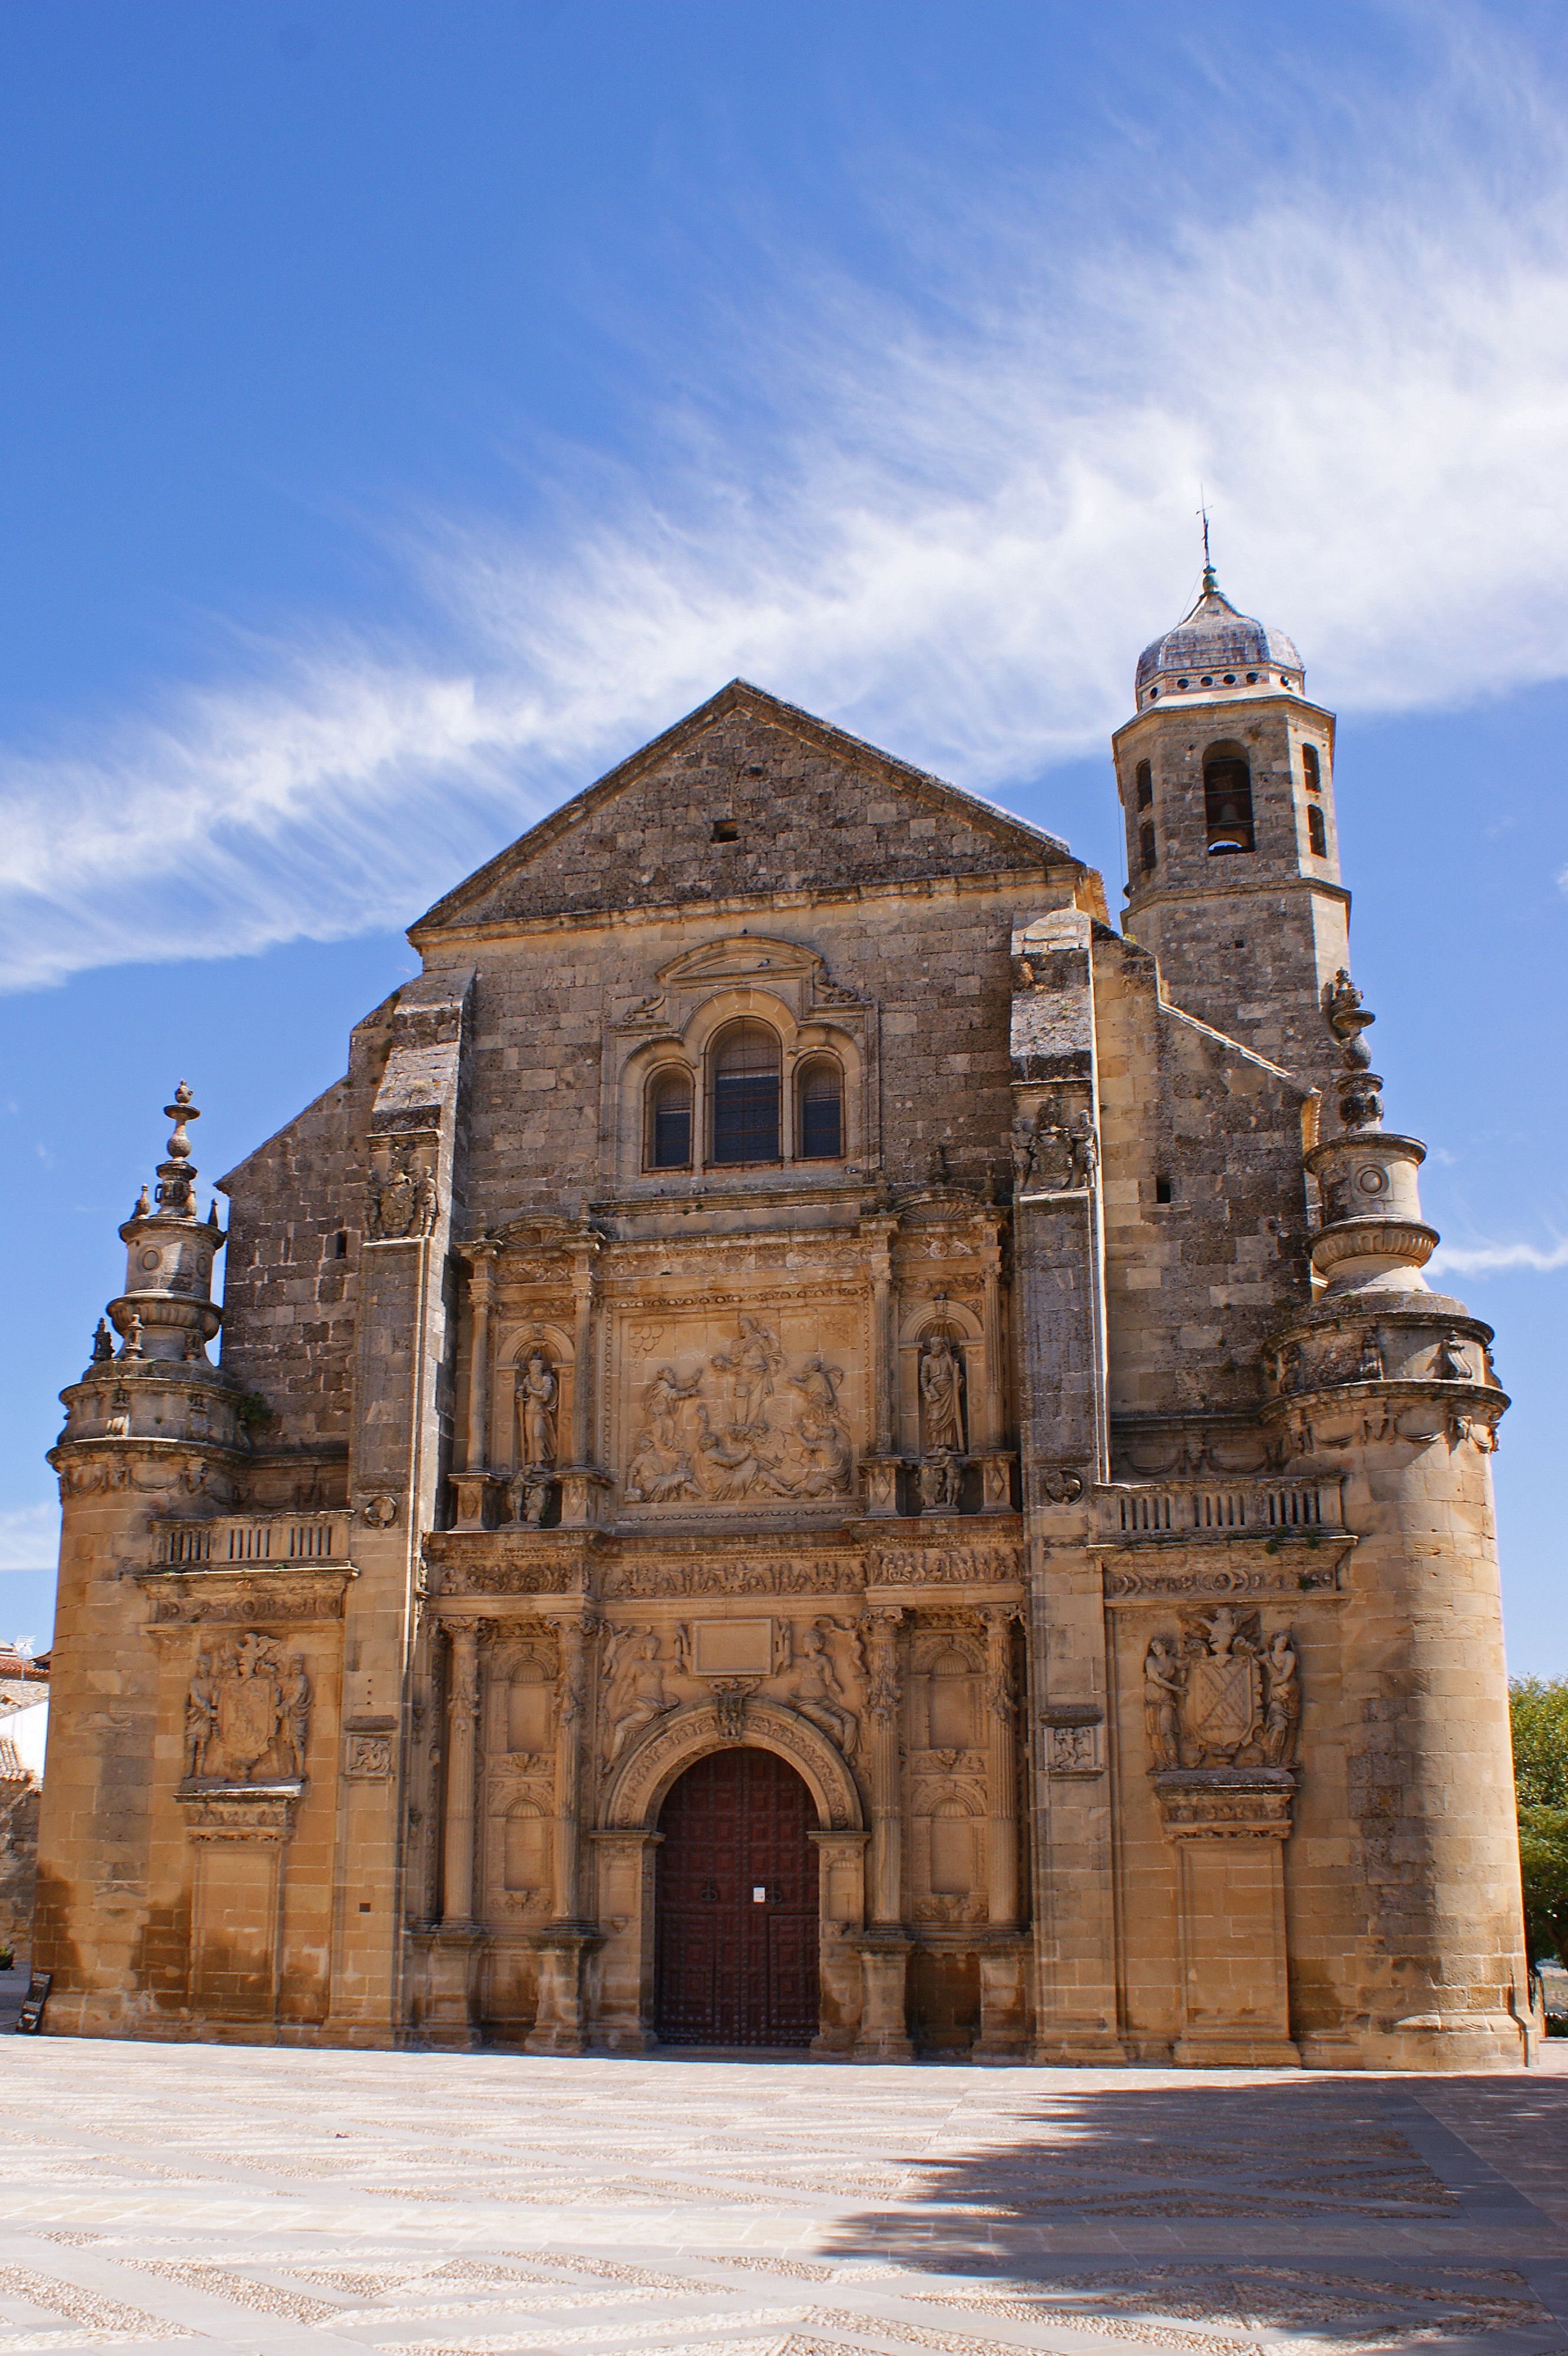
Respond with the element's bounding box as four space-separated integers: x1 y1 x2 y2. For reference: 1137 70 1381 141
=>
710 1021 782 1165
646 1067 693 1170
796 1054 843 1160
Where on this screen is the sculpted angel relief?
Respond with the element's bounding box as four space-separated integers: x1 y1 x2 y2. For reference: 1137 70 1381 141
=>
624 1316 854 1505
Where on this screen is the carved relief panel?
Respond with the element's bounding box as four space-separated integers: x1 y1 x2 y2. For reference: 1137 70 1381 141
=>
611 1302 865 1518
480 1634 558 1920
594 1612 868 1777
905 1618 988 1925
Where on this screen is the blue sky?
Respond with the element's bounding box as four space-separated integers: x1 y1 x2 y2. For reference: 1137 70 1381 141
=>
2 1 1565 1664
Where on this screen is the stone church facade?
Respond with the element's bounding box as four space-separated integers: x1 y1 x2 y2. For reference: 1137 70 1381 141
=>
35 574 1531 2067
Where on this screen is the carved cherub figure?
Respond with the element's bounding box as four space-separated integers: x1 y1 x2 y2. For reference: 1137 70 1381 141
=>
1203 1605 1252 1660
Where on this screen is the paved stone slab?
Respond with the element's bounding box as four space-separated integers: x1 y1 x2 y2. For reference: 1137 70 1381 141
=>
1 2045 1565 2356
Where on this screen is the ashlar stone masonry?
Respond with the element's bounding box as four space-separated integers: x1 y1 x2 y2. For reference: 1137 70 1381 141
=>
34 572 1531 2067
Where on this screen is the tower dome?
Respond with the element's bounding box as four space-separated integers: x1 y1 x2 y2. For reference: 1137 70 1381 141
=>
1134 567 1303 707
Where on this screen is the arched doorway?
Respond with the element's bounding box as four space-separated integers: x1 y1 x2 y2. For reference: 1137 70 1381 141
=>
654 1747 819 2047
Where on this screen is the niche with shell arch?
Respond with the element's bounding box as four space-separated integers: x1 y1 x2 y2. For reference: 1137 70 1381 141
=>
909 1625 984 1753
897 1301 985 1463
614 980 867 1190
489 1324 575 1474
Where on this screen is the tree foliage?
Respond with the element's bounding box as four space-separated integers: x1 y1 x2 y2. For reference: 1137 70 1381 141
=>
1511 1679 1568 1963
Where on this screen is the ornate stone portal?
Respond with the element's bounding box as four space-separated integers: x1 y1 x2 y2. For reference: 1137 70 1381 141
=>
35 623 1530 2072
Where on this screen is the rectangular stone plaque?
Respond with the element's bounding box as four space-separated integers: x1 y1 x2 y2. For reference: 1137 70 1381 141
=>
692 1619 772 1676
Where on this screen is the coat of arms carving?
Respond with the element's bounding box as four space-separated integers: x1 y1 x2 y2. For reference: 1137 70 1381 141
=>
1143 1608 1299 1772
183 1631 310 1786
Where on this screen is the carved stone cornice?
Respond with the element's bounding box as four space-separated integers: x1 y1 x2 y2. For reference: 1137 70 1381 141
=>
138 1565 355 1624
1103 1553 1348 1603
423 1530 601 1600
176 1782 303 1842
1152 1768 1296 1842
862 1534 1024 1593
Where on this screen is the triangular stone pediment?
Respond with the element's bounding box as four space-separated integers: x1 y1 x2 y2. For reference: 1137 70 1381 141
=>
409 680 1077 939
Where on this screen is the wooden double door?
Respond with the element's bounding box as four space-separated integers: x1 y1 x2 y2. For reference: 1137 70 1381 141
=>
653 1748 819 2048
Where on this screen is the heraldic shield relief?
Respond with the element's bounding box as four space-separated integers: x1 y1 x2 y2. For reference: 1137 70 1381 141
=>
1143 1608 1300 1772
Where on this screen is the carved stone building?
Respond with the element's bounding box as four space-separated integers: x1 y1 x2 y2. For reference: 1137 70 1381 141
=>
35 570 1530 2066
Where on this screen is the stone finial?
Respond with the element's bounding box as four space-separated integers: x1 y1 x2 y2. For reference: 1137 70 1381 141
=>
90 1318 114 1362
132 1184 151 1218
154 1080 201 1217
1325 969 1384 1131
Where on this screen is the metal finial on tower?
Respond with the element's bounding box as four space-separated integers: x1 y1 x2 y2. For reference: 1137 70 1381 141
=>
1198 492 1218 595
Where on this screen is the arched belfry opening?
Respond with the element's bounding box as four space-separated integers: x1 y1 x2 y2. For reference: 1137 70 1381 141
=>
653 1748 819 2048
1203 743 1255 854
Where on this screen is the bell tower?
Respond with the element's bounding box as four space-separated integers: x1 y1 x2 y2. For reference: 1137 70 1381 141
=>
1113 562 1348 1097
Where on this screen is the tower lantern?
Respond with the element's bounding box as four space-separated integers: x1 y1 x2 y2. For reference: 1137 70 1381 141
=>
1113 565 1346 1096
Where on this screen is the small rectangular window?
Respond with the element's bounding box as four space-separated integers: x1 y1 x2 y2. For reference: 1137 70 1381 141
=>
711 818 739 842
1135 759 1153 810
1155 1174 1173 1205
1140 822 1157 873
333 1230 348 1259
1302 744 1322 792
1307 804 1328 857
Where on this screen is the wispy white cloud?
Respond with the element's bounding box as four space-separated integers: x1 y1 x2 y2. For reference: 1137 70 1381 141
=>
0 1504 59 1573
4 19 1568 988
1428 1237 1568 1276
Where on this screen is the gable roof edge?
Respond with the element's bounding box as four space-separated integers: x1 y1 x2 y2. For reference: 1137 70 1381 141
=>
408 679 1080 938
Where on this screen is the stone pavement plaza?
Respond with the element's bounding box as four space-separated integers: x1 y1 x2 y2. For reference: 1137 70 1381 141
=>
1 2046 1566 2356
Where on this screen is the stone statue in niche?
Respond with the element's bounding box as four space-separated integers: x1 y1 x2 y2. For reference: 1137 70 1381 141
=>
780 1617 860 1758
514 1348 559 1468
1357 1329 1385 1382
603 1626 679 1761
1068 1110 1099 1187
919 1333 966 1455
1143 1610 1301 1772
182 1632 309 1786
366 1147 439 1242
623 1326 852 1505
